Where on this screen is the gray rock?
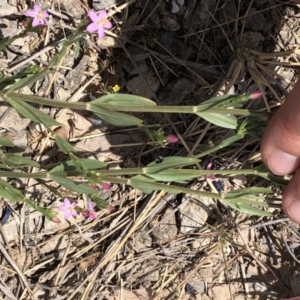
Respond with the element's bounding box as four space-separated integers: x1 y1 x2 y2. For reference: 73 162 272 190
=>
188 275 205 293
126 73 160 99
180 196 215 233
0 86 32 133
93 0 122 9
127 47 149 62
161 14 181 31
191 0 216 29
216 1 237 24
245 8 266 32
5 129 28 151
159 78 196 105
140 269 160 282
151 208 177 244
122 59 148 75
242 31 262 49
290 270 300 296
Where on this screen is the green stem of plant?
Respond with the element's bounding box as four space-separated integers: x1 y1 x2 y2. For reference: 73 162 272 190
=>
0 167 272 179
5 168 264 177
1 92 272 117
100 176 226 200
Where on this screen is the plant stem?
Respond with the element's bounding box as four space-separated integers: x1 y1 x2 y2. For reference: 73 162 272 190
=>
0 167 272 179
1 92 272 117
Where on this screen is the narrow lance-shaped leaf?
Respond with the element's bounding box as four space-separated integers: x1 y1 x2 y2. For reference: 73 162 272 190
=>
49 159 106 173
1 153 40 168
48 173 96 195
224 187 271 199
5 95 61 127
0 178 24 202
91 93 157 107
7 68 53 93
0 136 15 147
129 175 183 194
69 153 87 173
145 169 197 183
196 112 238 129
0 65 41 90
0 29 27 51
55 135 76 154
24 198 58 221
226 200 271 217
144 157 199 174
197 93 254 112
88 103 143 126
195 134 243 158
90 194 107 209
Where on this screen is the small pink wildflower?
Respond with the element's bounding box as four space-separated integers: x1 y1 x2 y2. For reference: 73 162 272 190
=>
58 198 77 220
52 216 61 224
107 205 115 213
166 135 179 144
206 162 216 180
101 182 111 190
82 201 97 220
250 92 262 99
86 10 112 39
24 4 49 27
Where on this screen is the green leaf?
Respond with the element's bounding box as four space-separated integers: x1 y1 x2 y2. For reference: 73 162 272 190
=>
48 173 96 194
197 94 252 112
24 198 58 220
5 95 61 127
48 46 68 68
0 178 24 202
49 159 106 173
90 194 107 209
144 157 199 174
0 37 11 51
255 165 289 186
7 68 53 93
0 163 11 169
88 104 143 126
1 153 40 168
0 136 15 147
227 200 271 216
130 175 183 194
0 31 26 51
35 178 63 197
145 169 196 183
91 93 157 107
55 136 76 154
197 112 238 129
69 153 86 173
195 134 243 158
224 187 271 199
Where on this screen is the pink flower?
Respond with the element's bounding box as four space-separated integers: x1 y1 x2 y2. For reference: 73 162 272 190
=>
101 182 111 190
52 216 62 224
166 135 179 144
250 92 262 99
86 10 112 39
206 162 217 180
58 198 78 220
24 4 49 27
107 205 115 213
82 201 97 220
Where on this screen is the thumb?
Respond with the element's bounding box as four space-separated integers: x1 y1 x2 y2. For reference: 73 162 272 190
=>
261 79 300 223
261 80 300 175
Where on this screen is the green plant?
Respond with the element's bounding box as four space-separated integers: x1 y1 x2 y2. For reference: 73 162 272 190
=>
0 8 284 222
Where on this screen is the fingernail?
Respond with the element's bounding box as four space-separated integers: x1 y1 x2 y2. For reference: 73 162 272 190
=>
287 200 300 223
267 150 299 175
